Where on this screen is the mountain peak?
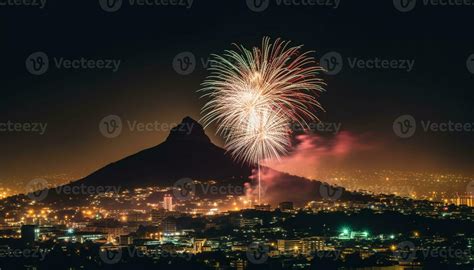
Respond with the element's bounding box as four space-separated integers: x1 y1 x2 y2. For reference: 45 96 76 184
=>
166 116 211 143
181 116 199 125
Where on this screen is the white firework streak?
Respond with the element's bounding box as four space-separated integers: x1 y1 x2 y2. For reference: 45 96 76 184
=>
225 108 291 165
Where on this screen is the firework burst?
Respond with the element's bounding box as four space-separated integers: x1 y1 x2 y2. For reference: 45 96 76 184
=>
225 109 291 165
200 37 326 165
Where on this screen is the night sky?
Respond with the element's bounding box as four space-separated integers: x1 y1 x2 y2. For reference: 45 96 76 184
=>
0 0 473 183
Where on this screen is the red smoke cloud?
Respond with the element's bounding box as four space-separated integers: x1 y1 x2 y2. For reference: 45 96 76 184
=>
242 131 376 205
245 166 323 205
245 166 281 202
262 131 374 179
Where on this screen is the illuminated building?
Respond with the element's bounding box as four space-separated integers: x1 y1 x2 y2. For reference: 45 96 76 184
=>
277 238 327 255
193 238 207 253
163 194 174 211
58 232 107 244
338 228 370 240
301 237 327 254
455 195 474 207
231 259 247 270
277 239 303 254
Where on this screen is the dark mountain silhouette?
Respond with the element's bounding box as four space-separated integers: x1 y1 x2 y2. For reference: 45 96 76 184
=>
75 117 252 188
4 116 371 206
